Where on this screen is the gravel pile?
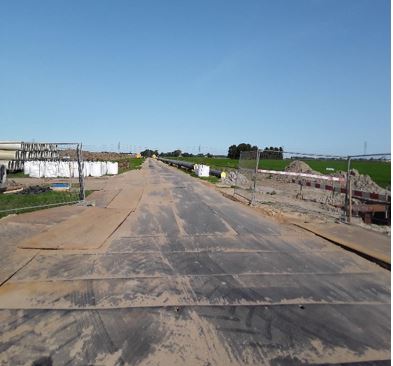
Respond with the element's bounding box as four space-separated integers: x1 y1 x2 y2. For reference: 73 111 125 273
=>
222 171 250 187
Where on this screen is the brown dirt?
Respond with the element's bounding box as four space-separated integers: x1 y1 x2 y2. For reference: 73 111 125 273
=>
60 150 132 161
218 176 391 236
285 160 321 175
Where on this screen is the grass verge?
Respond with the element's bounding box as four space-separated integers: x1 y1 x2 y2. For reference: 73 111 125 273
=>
190 172 219 184
118 158 144 174
0 189 93 219
7 172 29 178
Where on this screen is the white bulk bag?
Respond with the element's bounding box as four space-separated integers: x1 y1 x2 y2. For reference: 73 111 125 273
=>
29 162 39 178
58 162 71 177
107 162 118 175
90 162 102 177
23 161 31 175
39 161 46 178
100 161 108 176
72 161 80 178
44 162 59 178
29 161 45 178
197 164 210 177
83 162 90 177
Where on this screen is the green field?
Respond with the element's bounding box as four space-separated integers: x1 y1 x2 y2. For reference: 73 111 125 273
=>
165 157 391 188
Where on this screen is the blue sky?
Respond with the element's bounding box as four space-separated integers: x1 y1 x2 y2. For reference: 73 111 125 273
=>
0 0 390 155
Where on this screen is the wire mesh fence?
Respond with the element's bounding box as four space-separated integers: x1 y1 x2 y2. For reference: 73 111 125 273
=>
345 153 391 224
0 142 85 216
234 148 391 225
234 150 259 202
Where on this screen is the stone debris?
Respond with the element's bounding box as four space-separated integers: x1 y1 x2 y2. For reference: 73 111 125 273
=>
17 185 51 195
221 171 250 187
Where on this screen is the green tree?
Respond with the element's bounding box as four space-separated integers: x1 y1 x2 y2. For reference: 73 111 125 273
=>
141 149 155 157
227 145 237 159
227 143 258 159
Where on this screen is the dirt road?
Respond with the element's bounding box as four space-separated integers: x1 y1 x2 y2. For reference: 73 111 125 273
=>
0 159 390 365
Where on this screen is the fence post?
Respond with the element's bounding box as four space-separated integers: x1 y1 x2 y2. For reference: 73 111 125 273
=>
251 149 260 205
77 143 85 201
344 156 351 223
348 176 352 223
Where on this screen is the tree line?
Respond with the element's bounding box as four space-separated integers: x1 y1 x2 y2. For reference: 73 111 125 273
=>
140 149 159 157
140 144 283 160
260 146 283 160
227 144 283 160
227 144 258 159
142 149 214 158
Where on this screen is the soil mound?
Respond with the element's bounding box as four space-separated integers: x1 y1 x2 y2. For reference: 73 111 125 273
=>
284 161 387 193
284 160 320 175
334 169 387 193
60 150 132 162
